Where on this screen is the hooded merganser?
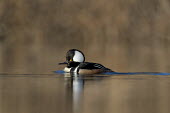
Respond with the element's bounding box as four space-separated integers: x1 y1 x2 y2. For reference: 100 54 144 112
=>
59 49 113 74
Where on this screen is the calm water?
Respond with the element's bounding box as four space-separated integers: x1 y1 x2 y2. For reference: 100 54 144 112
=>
1 0 170 112
0 73 170 113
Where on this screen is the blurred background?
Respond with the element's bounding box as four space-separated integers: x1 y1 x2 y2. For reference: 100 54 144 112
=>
0 0 170 73
1 1 170 113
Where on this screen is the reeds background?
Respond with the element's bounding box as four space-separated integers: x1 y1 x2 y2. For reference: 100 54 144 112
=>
0 0 170 73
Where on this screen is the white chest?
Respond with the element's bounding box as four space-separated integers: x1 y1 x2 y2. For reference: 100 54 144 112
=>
64 67 71 73
64 66 79 73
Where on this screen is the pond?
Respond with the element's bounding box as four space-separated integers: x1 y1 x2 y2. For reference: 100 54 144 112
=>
0 73 170 113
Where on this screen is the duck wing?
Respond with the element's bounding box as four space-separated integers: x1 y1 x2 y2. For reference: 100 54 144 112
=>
79 62 112 71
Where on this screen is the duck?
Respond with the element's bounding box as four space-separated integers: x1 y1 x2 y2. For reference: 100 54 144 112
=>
59 49 113 74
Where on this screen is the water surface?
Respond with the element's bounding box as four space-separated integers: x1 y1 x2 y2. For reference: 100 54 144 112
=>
0 73 170 113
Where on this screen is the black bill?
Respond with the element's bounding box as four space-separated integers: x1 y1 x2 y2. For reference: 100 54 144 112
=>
58 62 68 65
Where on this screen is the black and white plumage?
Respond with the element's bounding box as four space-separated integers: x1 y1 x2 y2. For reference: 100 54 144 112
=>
79 62 111 70
59 49 113 74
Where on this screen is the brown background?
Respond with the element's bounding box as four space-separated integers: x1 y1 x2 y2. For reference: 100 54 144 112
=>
0 0 170 73
0 1 170 113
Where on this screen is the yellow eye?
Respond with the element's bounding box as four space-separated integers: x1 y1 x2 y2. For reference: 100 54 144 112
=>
70 59 72 61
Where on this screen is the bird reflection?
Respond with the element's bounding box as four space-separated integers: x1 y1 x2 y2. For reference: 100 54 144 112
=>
64 73 84 113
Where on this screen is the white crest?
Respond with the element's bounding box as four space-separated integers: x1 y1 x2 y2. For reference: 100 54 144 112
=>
73 51 85 62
